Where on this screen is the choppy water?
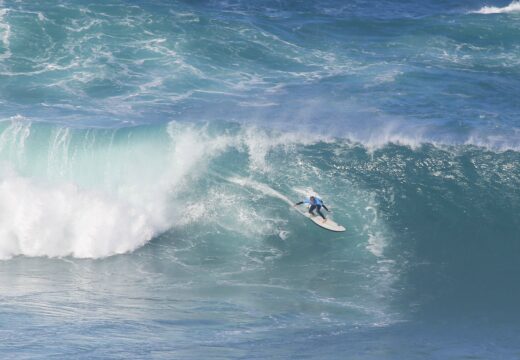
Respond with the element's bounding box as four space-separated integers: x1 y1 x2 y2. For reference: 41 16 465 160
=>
0 1 519 358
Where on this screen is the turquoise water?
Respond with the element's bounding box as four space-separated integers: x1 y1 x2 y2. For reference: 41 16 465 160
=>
0 1 519 358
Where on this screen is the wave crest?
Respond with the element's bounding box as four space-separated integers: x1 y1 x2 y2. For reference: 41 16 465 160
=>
473 1 520 14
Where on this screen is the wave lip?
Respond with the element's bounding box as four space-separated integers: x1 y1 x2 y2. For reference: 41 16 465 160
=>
472 1 520 14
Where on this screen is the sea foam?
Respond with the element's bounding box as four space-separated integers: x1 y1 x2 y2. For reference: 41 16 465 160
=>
473 1 520 14
0 121 232 259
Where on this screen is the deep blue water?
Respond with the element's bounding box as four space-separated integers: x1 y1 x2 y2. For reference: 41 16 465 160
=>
0 0 519 358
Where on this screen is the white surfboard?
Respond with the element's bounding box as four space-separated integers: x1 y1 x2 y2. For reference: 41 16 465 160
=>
295 207 346 232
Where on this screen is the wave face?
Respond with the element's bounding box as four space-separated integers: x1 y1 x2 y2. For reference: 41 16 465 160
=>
0 0 519 358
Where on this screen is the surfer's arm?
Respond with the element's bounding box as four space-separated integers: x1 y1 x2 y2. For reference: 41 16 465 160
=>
294 201 304 206
322 204 330 212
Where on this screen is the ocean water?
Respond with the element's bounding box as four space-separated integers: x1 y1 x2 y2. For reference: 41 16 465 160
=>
0 0 519 358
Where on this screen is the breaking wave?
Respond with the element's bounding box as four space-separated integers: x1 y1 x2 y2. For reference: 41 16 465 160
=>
472 1 520 14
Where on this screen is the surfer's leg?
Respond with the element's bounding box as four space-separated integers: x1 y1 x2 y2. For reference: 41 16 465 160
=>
309 205 316 216
316 205 326 220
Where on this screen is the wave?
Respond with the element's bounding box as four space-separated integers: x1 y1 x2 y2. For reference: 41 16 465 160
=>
0 118 399 262
0 117 517 271
472 1 520 14
0 117 517 323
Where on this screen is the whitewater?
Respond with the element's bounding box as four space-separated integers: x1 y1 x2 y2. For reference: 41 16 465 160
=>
0 0 519 358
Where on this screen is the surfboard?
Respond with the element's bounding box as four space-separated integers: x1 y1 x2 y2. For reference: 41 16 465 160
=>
295 207 346 232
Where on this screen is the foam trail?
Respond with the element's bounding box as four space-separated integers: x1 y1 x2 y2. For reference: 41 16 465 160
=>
227 176 294 205
473 1 520 14
226 177 333 225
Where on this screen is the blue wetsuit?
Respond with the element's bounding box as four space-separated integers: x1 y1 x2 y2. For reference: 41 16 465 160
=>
295 196 329 219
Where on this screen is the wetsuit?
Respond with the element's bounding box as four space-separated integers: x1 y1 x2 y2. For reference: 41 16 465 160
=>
295 196 329 219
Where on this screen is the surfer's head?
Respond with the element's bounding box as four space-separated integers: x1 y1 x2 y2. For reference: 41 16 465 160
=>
310 196 315 202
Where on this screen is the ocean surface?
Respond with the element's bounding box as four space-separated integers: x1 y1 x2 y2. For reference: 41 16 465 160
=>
0 0 519 358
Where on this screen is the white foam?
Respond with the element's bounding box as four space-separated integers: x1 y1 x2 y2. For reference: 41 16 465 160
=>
0 173 158 259
0 7 11 59
0 121 234 259
473 1 520 14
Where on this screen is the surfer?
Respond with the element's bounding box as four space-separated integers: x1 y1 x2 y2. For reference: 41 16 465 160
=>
295 195 329 222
